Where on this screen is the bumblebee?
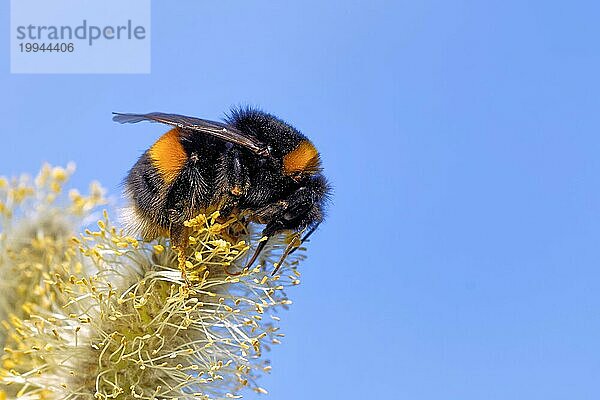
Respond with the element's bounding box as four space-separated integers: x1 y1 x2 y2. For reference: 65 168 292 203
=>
113 107 330 278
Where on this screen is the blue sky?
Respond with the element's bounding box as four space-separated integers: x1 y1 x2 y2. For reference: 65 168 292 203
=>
2 1 600 399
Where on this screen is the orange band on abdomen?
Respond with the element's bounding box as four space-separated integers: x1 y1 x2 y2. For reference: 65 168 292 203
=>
149 128 187 184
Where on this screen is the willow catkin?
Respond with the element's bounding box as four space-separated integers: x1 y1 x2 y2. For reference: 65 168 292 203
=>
0 165 303 400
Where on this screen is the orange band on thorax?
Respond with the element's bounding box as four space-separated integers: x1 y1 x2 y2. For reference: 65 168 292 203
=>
283 140 320 175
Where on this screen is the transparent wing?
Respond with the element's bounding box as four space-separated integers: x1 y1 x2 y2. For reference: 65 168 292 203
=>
113 112 270 157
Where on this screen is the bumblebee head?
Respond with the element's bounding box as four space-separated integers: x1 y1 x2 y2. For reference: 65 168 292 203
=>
227 107 322 179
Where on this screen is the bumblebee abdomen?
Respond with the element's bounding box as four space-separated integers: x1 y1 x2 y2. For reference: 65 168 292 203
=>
122 152 171 239
148 128 187 184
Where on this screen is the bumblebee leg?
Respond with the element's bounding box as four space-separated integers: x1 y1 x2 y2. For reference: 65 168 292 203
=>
271 224 320 275
243 236 270 270
170 224 192 287
221 235 270 275
223 263 243 276
258 180 326 274
288 223 320 256
271 235 302 276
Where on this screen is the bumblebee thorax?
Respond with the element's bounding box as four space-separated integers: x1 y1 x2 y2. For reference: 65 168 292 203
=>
282 140 321 177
